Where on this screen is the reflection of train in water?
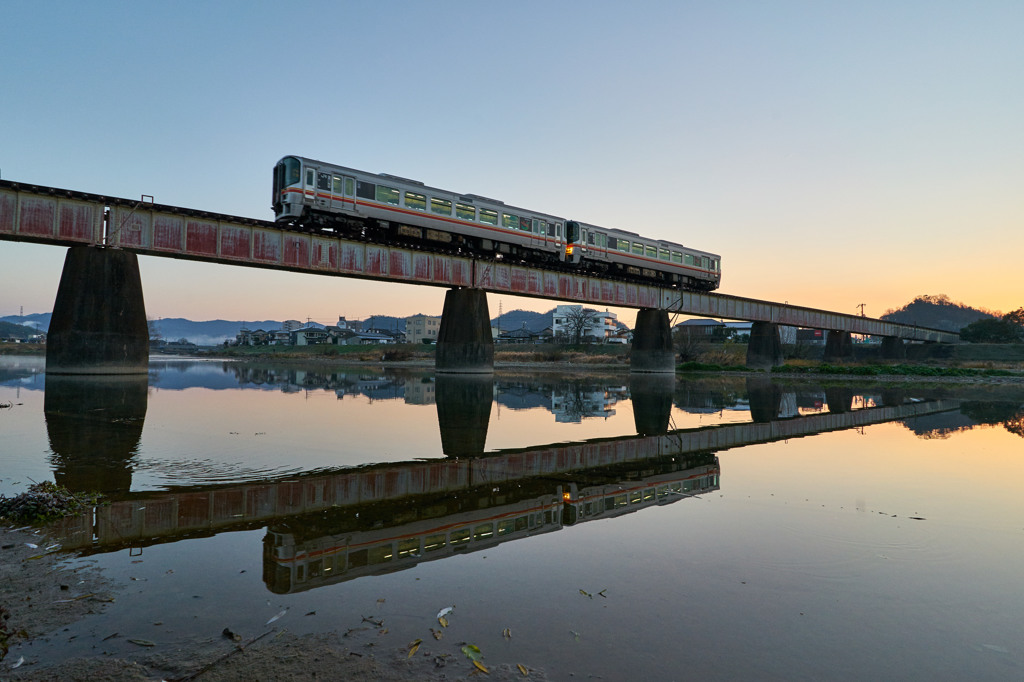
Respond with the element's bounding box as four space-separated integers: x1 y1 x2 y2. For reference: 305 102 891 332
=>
264 459 720 594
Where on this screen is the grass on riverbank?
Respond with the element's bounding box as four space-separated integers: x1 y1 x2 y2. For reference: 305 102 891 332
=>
0 482 104 524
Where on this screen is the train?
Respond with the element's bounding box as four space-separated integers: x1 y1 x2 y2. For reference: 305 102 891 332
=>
272 155 721 291
263 462 720 594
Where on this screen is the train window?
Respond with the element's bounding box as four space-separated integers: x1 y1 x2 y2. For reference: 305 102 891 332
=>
502 213 518 230
644 488 656 502
405 191 426 211
479 208 498 226
632 242 643 255
317 172 330 190
630 491 642 504
431 197 452 215
608 237 618 250
376 186 400 206
309 559 323 577
514 516 528 532
497 520 515 536
456 203 475 221
671 251 682 264
619 240 630 252
306 169 314 187
684 254 694 265
596 233 607 248
348 549 368 568
646 245 657 259
397 538 420 558
547 223 555 237
283 157 302 186
701 256 709 269
473 523 494 540
450 528 470 546
424 533 446 552
368 544 393 564
346 177 354 196
659 248 670 260
711 258 719 271
356 181 375 200
555 223 562 238
332 176 343 194
587 231 595 245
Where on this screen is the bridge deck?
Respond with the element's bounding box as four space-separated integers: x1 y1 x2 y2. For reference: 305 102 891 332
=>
0 180 957 342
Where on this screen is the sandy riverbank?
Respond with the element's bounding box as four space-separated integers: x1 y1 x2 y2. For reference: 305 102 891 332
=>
0 527 546 681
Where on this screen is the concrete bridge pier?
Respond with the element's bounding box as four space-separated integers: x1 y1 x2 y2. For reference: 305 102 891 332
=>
823 330 854 363
746 377 783 423
630 308 675 373
881 336 907 360
629 373 676 435
45 373 148 494
825 387 854 413
746 322 783 369
46 246 149 375
435 374 494 457
436 287 494 373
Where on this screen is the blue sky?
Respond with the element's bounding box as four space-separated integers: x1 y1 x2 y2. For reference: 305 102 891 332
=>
3 1 1022 326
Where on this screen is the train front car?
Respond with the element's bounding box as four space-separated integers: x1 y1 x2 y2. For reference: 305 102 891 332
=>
272 156 305 221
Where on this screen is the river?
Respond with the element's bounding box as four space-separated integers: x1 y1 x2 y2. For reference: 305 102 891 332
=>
2 356 1023 680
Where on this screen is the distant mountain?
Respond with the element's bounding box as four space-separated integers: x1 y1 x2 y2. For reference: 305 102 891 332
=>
0 313 51 331
881 295 995 332
0 320 43 339
493 308 552 332
363 315 405 332
152 318 282 346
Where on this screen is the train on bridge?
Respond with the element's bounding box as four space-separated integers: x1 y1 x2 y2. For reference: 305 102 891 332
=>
273 156 722 292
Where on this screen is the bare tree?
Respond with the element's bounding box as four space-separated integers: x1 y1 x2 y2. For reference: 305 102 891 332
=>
561 307 594 345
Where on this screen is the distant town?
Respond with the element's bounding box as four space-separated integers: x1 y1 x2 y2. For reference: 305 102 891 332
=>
232 305 636 348
3 294 1016 349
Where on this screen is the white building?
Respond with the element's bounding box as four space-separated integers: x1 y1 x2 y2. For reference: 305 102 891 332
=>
551 305 620 343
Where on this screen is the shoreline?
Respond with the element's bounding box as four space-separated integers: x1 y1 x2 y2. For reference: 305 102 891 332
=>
0 525 546 681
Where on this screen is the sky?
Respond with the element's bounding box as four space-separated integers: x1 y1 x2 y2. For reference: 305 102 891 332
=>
2 1 1022 328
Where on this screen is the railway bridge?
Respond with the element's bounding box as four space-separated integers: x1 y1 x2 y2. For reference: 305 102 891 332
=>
0 179 958 373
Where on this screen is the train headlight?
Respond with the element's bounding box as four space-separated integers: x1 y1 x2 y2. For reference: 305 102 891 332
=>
565 246 574 255
562 491 572 502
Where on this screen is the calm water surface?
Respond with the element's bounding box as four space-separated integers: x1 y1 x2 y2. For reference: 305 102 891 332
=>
2 356 1023 680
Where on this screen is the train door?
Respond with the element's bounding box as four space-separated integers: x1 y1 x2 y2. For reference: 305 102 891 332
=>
303 166 316 202
331 174 355 212
532 219 547 249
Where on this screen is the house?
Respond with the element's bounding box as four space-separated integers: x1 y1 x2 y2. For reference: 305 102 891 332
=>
674 318 726 338
333 330 395 345
236 328 270 345
291 327 329 345
406 314 441 344
552 305 620 343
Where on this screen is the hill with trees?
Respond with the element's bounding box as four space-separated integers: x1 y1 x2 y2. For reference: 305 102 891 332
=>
0 320 42 339
880 295 996 332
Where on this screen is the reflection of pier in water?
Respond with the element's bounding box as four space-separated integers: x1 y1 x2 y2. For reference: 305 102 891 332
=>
50 395 959 555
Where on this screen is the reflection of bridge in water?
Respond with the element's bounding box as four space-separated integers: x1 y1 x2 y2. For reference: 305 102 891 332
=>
48 388 960 559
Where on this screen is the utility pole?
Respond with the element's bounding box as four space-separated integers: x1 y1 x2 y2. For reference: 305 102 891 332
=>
856 303 866 317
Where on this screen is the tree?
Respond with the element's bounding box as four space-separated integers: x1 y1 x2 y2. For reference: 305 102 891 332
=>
560 307 594 345
960 317 1022 343
147 318 162 343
